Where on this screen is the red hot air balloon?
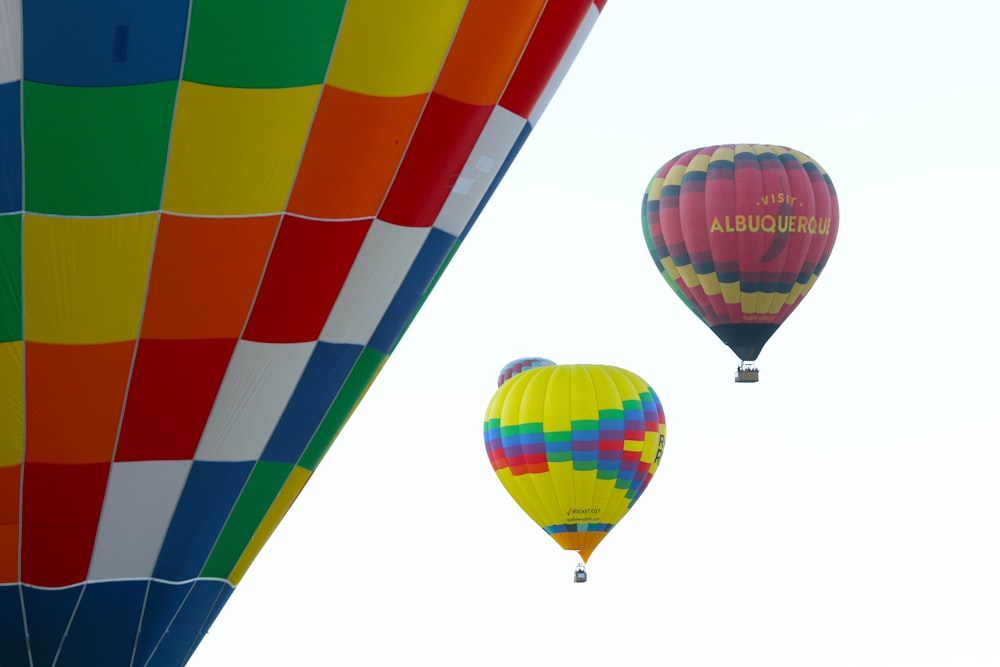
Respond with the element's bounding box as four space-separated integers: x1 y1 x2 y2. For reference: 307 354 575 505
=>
0 1 609 665
642 144 839 381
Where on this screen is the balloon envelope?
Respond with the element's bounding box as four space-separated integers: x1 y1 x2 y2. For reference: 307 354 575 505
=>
497 356 556 387
484 364 666 563
0 1 606 664
642 144 839 363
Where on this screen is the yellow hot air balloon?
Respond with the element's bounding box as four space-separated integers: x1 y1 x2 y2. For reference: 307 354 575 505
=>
484 363 666 578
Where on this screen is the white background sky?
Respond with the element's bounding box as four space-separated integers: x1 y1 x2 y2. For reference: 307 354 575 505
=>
190 1 999 665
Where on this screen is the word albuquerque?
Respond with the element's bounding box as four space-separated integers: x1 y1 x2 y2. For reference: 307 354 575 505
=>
710 215 834 235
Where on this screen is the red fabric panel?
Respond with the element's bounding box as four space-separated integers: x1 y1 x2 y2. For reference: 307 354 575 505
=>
243 215 371 343
21 462 109 586
499 0 592 118
116 338 237 461
378 93 492 228
0 465 20 583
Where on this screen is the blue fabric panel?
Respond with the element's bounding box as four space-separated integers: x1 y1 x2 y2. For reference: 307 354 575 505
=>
0 586 29 667
22 585 82 667
58 580 145 665
144 580 233 667
369 227 456 355
153 460 254 581
133 580 194 667
0 82 21 214
261 342 362 464
22 0 189 86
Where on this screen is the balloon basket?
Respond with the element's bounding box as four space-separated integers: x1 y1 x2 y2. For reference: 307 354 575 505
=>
574 564 588 583
734 365 759 383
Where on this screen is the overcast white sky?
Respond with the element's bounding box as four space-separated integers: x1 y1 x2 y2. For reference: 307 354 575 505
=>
189 1 999 665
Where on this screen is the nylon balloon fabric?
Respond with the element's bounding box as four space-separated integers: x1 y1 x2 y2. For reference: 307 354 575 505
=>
497 356 555 387
642 144 839 363
484 364 666 563
0 1 608 665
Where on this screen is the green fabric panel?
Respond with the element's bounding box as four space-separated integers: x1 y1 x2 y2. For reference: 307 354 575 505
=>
201 461 292 578
23 82 176 216
183 0 347 88
297 346 386 471
0 215 21 343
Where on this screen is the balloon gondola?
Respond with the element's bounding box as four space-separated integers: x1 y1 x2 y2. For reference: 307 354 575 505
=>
735 362 759 383
0 2 608 664
642 144 839 379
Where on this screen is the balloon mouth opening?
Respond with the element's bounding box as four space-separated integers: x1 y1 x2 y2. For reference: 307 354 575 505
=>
551 533 607 563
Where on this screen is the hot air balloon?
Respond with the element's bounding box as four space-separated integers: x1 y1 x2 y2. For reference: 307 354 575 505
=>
497 356 555 387
0 1 608 664
484 363 666 581
642 144 839 382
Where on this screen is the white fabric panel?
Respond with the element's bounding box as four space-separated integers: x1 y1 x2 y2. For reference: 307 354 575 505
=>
433 106 526 237
88 460 192 580
0 0 22 84
195 339 316 461
526 3 600 126
318 219 430 345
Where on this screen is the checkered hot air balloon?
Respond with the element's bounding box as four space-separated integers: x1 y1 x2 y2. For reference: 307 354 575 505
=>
0 1 608 664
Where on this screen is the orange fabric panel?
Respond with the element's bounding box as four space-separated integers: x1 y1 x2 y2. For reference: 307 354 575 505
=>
25 342 134 464
288 87 425 220
141 214 280 340
434 0 545 105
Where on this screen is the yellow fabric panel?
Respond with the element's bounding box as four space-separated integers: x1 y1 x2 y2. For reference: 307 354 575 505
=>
546 459 575 525
538 366 569 433
710 145 735 163
495 467 553 532
659 255 682 283
740 290 760 316
327 0 466 96
646 176 666 200
0 342 23 466
228 465 311 585
664 163 687 188
686 152 711 175
677 262 700 289
698 271 722 296
765 293 785 315
162 82 321 216
24 214 156 344
785 281 807 305
568 365 599 423
721 281 741 304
